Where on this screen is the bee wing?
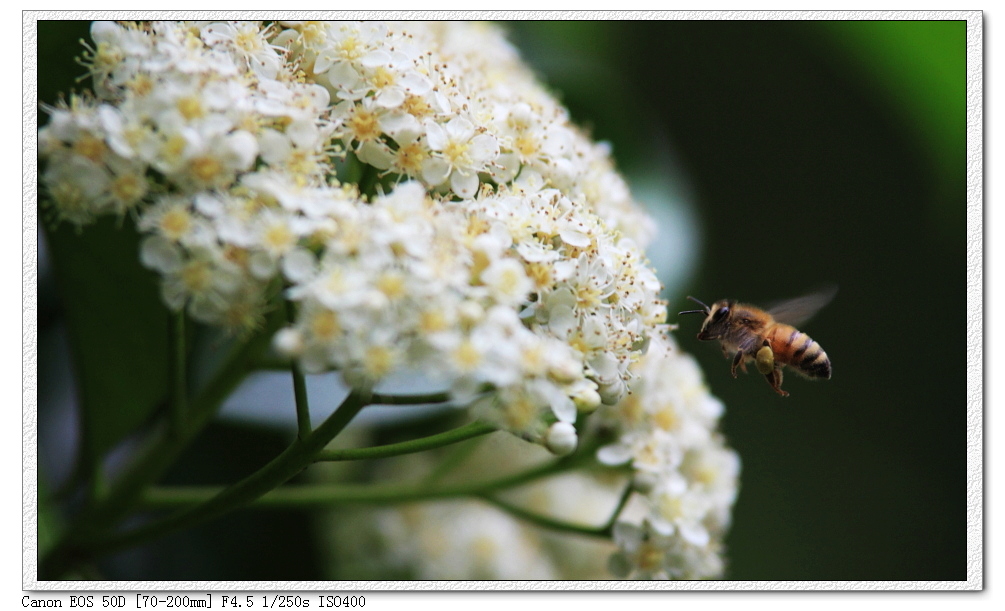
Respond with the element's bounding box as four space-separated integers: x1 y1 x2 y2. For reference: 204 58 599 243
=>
766 285 837 327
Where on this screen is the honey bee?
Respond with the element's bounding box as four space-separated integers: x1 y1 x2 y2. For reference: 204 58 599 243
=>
678 288 836 397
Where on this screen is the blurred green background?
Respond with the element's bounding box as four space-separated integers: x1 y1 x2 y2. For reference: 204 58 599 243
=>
35 20 967 581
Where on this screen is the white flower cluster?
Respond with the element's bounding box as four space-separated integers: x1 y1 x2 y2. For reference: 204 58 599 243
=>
357 487 621 580
38 21 667 447
597 335 740 579
40 20 741 580
40 20 337 328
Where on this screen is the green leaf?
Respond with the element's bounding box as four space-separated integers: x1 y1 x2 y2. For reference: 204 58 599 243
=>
43 214 170 465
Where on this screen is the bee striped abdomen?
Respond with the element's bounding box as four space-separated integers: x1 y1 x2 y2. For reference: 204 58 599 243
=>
770 325 831 379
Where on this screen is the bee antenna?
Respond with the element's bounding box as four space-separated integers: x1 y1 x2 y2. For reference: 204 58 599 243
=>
682 295 710 315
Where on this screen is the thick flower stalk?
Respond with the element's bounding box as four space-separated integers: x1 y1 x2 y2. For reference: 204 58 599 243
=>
39 20 739 579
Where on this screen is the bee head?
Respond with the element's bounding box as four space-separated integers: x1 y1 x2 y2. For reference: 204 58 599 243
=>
679 296 733 341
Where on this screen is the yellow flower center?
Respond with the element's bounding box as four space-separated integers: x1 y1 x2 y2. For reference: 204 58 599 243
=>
402 95 433 119
568 333 590 356
619 394 643 425
160 207 192 240
443 139 470 166
110 174 146 208
180 259 212 293
515 134 539 159
348 108 381 142
371 66 395 89
299 22 327 47
376 271 406 300
310 310 341 340
161 133 187 165
337 36 363 61
234 29 260 53
693 464 717 486
177 96 205 121
524 261 553 289
491 265 525 296
521 344 545 372
503 394 537 431
637 543 665 572
470 250 491 281
419 309 448 334
223 245 250 268
576 283 603 309
263 222 295 254
190 156 224 184
451 339 482 372
73 133 107 163
658 494 685 523
126 73 154 97
363 345 395 378
653 403 677 431
395 141 427 174
465 215 490 238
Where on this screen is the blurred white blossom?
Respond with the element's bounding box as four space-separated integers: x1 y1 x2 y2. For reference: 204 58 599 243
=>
323 433 621 580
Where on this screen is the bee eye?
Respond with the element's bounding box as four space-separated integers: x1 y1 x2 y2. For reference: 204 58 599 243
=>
712 306 729 321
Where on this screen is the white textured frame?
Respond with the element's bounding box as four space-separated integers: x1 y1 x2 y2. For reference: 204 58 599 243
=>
21 10 982 593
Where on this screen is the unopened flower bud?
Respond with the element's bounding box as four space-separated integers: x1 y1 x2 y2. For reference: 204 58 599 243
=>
548 359 582 385
598 378 627 405
273 328 304 358
571 381 602 414
545 421 578 456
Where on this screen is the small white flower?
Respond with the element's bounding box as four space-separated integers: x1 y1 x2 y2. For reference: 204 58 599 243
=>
422 117 499 198
480 258 532 307
200 21 284 79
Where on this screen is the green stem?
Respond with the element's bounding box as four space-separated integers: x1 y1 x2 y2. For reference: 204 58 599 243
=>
96 327 275 529
369 390 453 405
140 448 597 510
604 483 635 530
476 494 611 539
78 391 370 559
315 421 496 462
285 300 311 439
474 466 634 540
474 479 632 540
170 311 187 434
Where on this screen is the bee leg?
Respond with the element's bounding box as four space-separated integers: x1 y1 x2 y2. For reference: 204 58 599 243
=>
764 367 790 397
730 351 744 378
